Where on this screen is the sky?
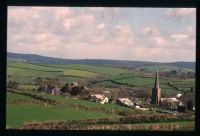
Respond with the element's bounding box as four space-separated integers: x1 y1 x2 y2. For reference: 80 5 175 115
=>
7 7 196 62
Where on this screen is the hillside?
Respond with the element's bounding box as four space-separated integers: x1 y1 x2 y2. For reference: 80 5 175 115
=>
7 52 195 71
6 61 195 129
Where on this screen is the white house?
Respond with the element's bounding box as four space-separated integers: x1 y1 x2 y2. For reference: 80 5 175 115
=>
161 97 179 103
116 98 133 107
51 86 61 95
89 94 109 104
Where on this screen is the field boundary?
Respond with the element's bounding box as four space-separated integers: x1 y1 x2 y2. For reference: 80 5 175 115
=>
18 114 194 130
7 66 63 72
9 62 99 74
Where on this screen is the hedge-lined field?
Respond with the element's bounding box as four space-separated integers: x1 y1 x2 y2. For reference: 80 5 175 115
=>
136 65 194 73
6 103 114 128
17 113 194 130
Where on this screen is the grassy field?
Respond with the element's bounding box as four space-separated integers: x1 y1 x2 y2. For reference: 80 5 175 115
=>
6 103 114 127
54 64 131 76
6 61 195 129
19 91 150 114
7 61 195 95
7 92 34 101
137 65 194 73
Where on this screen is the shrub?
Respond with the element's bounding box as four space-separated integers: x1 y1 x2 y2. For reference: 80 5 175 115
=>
7 80 20 89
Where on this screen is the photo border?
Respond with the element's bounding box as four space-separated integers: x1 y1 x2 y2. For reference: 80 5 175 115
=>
0 0 199 136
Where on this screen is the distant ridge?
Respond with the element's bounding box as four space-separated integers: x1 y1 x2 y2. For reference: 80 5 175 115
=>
7 52 195 71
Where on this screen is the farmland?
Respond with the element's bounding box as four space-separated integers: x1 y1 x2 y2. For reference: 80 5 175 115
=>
6 60 195 130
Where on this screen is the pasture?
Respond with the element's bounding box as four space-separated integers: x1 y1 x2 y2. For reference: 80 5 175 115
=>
137 65 195 73
6 61 195 129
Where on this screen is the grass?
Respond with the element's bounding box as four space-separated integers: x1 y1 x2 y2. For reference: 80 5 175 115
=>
6 103 114 128
54 64 131 76
7 92 34 101
19 84 38 90
34 92 149 114
137 65 194 73
63 69 96 78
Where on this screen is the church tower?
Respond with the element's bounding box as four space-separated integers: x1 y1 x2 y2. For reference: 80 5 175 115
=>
151 69 161 105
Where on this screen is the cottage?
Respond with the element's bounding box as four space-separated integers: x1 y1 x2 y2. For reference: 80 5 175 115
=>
116 98 133 107
100 97 109 104
133 98 142 106
89 94 109 104
51 85 61 95
161 97 179 110
71 82 79 87
161 98 179 103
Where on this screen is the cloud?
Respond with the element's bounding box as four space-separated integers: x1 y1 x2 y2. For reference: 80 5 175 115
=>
170 34 188 41
165 8 195 20
54 8 73 21
152 36 166 46
166 8 195 17
97 23 106 29
7 7 195 62
88 7 105 11
141 26 159 36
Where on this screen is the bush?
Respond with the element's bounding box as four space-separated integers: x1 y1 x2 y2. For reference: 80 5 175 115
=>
7 80 20 89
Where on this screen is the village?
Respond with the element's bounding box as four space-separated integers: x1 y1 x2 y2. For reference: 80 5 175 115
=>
37 70 195 113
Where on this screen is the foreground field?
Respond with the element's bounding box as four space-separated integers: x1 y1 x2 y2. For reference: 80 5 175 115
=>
6 92 115 127
6 91 150 128
7 103 114 127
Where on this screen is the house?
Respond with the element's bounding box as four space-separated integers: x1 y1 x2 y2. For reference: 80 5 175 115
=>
51 85 61 95
161 97 179 110
161 98 179 103
38 84 61 95
116 98 133 107
133 98 142 106
89 94 109 104
100 97 109 104
71 82 79 87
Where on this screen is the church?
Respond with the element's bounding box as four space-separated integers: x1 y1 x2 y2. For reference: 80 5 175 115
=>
151 69 161 105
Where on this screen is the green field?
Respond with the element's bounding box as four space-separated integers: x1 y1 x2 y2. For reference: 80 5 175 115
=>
6 61 195 129
7 92 34 101
7 61 195 94
54 64 131 76
137 65 194 73
6 103 113 127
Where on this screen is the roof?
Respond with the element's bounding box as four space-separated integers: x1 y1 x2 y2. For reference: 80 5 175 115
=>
117 98 133 105
161 97 179 103
90 94 105 100
154 69 160 89
71 82 79 86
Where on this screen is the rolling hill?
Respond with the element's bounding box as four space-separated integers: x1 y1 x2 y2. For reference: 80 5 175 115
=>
7 52 195 72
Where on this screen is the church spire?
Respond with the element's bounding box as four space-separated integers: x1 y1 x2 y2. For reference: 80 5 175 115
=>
154 69 159 89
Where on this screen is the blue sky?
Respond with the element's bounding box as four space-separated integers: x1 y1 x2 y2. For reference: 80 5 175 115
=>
8 7 196 62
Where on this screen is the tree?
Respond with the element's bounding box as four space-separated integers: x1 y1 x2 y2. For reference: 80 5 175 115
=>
7 80 20 89
136 89 151 100
186 72 195 78
187 99 194 111
35 77 44 85
179 72 186 80
60 83 69 93
171 70 177 78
